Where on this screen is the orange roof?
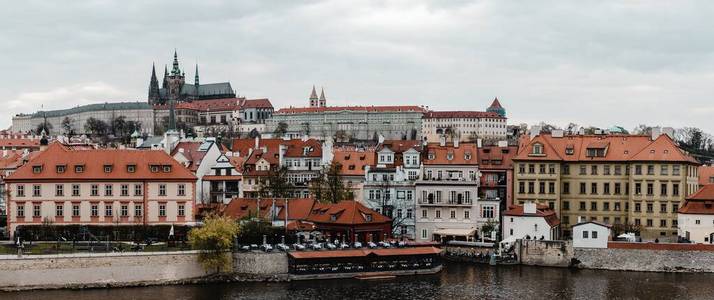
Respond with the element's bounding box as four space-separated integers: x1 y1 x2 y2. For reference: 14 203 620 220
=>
0 138 40 148
423 142 478 165
222 198 317 221
489 98 503 109
514 134 698 163
308 200 391 225
699 166 714 186
276 105 426 114
288 246 441 259
174 98 241 112
503 204 560 227
332 147 376 176
5 143 196 181
478 145 518 170
171 141 209 172
242 98 273 109
423 111 504 119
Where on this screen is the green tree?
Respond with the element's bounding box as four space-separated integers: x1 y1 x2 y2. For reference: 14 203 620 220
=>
480 218 499 240
257 166 294 198
35 122 53 135
188 215 240 273
274 121 288 138
84 117 108 136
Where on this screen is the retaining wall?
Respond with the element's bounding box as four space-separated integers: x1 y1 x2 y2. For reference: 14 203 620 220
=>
517 240 573 267
232 251 289 280
575 242 714 272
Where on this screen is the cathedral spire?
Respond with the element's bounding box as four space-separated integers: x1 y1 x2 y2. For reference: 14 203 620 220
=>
148 63 160 104
171 49 181 75
194 64 200 86
309 85 318 107
319 87 326 107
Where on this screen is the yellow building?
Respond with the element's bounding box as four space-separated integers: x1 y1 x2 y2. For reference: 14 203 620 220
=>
513 132 699 240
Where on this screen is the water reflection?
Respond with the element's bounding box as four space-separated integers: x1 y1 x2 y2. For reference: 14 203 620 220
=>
4 262 713 300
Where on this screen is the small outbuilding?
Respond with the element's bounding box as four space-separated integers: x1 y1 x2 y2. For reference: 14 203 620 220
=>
572 221 612 248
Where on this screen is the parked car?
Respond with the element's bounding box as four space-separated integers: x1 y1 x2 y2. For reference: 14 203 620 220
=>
310 243 323 250
293 243 306 251
353 242 363 248
367 242 378 249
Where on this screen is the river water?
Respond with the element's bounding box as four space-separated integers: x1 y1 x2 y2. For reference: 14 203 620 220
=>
4 262 713 300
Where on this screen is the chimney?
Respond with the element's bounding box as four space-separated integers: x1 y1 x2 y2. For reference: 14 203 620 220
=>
477 138 483 148
439 135 446 147
453 136 459 148
254 136 260 149
552 129 564 138
524 202 536 214
302 134 309 142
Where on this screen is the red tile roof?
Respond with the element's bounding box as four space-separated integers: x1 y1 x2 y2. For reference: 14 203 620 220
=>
241 98 273 109
514 134 698 163
163 98 242 112
222 198 317 221
333 147 376 176
478 145 518 170
489 98 503 109
423 111 504 119
424 142 478 165
503 204 560 227
679 185 714 215
699 166 714 186
276 105 426 114
170 141 209 172
5 143 196 181
307 200 391 225
0 138 40 148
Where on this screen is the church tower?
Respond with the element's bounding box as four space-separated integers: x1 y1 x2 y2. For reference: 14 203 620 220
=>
309 85 318 107
319 87 326 107
148 63 160 104
486 97 506 117
166 50 186 101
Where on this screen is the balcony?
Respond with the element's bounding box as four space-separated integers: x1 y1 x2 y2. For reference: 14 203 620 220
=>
417 198 473 207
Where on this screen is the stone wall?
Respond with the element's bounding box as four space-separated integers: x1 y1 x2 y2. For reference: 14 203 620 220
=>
517 240 574 267
0 251 209 291
575 244 714 273
232 252 289 280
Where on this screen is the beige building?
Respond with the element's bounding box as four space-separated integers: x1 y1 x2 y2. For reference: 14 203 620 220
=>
513 131 699 240
421 98 508 143
4 143 197 237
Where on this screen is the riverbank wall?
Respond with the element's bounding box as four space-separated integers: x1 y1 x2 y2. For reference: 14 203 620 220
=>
517 239 573 267
574 242 714 273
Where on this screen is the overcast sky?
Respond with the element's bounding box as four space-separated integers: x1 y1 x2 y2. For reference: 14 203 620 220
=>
2 1 714 133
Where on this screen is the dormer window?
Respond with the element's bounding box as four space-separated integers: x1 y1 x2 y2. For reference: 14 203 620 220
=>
532 143 543 155
56 165 66 173
104 165 113 173
330 214 337 221
150 165 159 173
127 164 136 173
464 153 472 160
163 165 172 173
565 146 574 155
446 153 454 160
365 214 373 222
32 165 43 174
428 153 435 160
74 165 84 173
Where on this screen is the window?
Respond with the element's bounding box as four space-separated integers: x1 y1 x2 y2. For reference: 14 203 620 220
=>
672 203 679 213
450 210 456 219
661 165 668 175
33 204 41 217
660 203 667 213
580 165 586 175
55 204 63 217
105 204 113 217
614 183 621 195
635 183 642 195
519 164 525 174
127 164 136 173
32 165 42 174
673 184 679 196
579 201 586 211
635 203 641 212
661 184 668 196
178 184 186 196
528 182 535 194
603 202 610 211
660 219 667 228
135 184 143 196
592 231 598 239
91 205 98 217
562 165 570 175
539 164 546 174
582 231 589 238
591 165 598 175
518 182 525 194
16 185 24 197
696 219 701 225
591 182 597 194
604 165 611 175
614 165 622 175
635 165 642 175
121 184 129 196
121 205 128 217
563 182 570 194
563 201 570 210
539 182 546 194
55 184 64 196
647 165 654 175
548 164 555 174
591 202 597 211
464 210 470 219
614 202 621 211
159 184 167 196
647 183 653 195
159 204 166 217
580 183 586 194
56 165 66 173
647 203 654 213
482 206 495 218
435 210 441 219
603 183 610 194
33 185 41 197
17 205 24 217
528 164 535 174
421 229 428 239
532 143 543 154
105 184 113 196
673 165 681 176
135 205 142 217
422 209 428 218
72 184 80 196
91 184 99 196
104 165 113 173
75 165 84 173
407 209 413 219
150 165 159 173
549 182 555 194
72 205 80 217
163 165 171 173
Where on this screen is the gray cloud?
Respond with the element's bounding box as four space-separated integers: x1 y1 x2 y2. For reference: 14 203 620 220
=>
1 0 713 133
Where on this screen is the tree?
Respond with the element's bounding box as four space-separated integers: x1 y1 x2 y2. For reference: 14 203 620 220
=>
61 117 74 136
310 162 349 203
301 122 311 136
84 117 108 136
159 116 194 137
274 121 288 138
257 166 294 198
188 214 240 273
334 130 348 142
537 122 560 134
111 116 127 137
632 124 654 135
480 219 499 241
35 122 53 135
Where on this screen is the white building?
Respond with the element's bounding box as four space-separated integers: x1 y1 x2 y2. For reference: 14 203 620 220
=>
170 138 222 204
415 141 495 242
678 185 714 243
421 98 508 143
572 221 611 248
502 202 560 241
